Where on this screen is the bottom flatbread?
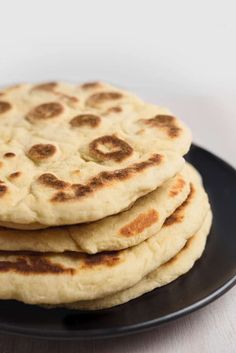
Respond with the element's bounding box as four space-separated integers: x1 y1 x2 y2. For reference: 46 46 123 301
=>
63 210 212 310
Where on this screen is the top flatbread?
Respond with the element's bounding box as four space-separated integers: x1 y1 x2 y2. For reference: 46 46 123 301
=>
0 81 191 228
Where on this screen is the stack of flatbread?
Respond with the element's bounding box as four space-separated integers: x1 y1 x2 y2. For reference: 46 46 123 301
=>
0 81 212 310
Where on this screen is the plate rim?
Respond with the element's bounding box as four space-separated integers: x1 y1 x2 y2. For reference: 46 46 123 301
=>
0 275 235 341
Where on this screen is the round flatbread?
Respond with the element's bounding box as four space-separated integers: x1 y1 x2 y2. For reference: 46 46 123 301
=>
63 210 212 310
0 81 191 228
0 165 190 253
0 165 209 305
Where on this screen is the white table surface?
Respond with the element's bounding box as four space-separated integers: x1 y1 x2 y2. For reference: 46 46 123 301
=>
0 1 235 352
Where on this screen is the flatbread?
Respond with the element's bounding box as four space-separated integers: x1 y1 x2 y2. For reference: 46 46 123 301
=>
0 165 190 253
0 165 209 305
0 81 191 228
63 210 212 310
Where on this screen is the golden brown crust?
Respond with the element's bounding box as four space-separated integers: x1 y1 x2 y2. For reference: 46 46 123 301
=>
81 82 101 89
70 114 101 128
86 92 123 107
27 144 57 161
26 102 63 121
0 101 12 114
32 83 79 104
32 82 58 91
3 152 16 158
164 184 194 226
82 251 121 268
142 115 181 138
9 171 21 179
48 154 162 202
104 106 123 115
0 255 74 275
89 135 133 162
0 184 7 197
15 251 121 270
169 177 186 197
120 210 159 237
38 173 70 190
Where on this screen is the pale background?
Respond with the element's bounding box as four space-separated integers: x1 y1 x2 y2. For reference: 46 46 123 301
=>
0 0 235 352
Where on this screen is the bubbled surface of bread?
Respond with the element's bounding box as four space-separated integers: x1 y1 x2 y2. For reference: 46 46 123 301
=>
0 81 191 227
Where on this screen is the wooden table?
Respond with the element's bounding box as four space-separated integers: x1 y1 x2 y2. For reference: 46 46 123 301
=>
0 286 235 353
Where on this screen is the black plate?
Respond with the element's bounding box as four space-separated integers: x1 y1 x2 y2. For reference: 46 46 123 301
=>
0 145 235 340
